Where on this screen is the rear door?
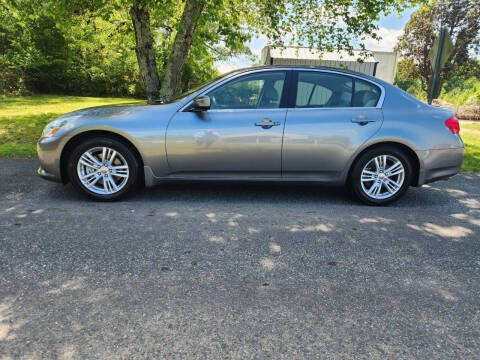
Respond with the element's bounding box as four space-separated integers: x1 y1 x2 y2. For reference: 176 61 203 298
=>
282 71 383 181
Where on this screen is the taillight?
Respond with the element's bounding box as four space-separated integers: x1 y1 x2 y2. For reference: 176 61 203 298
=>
445 116 460 134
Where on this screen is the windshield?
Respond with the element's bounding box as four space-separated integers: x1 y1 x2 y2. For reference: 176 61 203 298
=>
163 70 240 104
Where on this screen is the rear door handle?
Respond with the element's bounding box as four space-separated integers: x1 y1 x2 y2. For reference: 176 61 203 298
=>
351 115 376 125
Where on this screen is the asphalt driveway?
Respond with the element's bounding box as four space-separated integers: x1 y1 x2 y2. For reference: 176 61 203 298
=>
1 158 479 359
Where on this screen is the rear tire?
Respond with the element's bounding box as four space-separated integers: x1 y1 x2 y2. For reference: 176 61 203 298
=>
349 146 412 206
67 137 139 201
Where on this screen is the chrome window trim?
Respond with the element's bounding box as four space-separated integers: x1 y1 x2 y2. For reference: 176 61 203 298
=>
200 108 287 114
287 106 380 111
179 67 386 112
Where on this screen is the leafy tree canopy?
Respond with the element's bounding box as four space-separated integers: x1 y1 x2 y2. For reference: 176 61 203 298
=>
396 0 480 96
2 0 423 99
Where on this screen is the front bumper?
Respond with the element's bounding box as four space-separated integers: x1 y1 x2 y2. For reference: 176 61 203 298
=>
416 147 464 186
37 167 62 182
37 136 66 182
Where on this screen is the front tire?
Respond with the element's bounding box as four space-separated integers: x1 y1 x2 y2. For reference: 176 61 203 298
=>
67 137 139 201
350 146 412 206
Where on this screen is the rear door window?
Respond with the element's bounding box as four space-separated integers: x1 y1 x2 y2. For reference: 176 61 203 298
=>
295 72 353 108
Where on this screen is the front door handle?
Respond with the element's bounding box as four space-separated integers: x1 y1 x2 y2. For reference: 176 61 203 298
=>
255 118 281 129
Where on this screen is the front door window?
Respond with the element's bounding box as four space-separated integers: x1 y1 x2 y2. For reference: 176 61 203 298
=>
207 71 286 110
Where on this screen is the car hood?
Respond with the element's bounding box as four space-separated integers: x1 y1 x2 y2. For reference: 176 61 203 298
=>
55 101 184 125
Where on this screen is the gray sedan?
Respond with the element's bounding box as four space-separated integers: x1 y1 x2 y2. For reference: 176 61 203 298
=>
37 66 464 205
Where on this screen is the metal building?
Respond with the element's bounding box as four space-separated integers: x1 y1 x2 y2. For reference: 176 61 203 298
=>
260 46 398 83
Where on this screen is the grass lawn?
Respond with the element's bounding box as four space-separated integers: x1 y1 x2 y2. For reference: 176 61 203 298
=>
462 123 480 132
0 95 479 171
0 95 145 157
461 123 480 172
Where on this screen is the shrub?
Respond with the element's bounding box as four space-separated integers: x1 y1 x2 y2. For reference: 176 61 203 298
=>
440 76 480 105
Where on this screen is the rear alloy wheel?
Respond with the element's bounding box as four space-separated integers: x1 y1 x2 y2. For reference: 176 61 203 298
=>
350 146 412 205
68 137 139 201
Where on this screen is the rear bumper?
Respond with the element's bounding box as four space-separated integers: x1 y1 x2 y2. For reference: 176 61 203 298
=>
416 147 464 186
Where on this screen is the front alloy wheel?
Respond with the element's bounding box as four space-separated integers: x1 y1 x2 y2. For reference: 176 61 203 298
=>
68 137 139 200
77 147 130 195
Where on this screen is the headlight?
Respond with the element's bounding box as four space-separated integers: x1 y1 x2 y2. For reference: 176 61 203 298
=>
42 119 67 138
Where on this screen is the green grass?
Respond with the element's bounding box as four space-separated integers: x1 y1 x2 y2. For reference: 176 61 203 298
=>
0 95 146 157
462 123 480 132
461 123 480 171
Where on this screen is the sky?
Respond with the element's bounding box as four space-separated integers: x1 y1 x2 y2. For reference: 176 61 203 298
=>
215 7 417 74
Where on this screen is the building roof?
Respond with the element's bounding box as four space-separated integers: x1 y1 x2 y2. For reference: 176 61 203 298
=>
264 46 377 63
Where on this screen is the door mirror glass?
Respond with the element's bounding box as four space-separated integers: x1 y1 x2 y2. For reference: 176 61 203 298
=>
192 95 211 111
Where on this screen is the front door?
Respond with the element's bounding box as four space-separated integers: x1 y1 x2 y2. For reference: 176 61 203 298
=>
282 71 384 181
166 71 287 178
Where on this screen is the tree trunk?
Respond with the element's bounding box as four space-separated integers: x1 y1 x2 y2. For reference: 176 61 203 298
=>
130 2 161 104
158 0 206 102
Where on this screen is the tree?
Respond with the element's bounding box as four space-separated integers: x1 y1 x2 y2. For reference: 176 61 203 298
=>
129 0 253 103
157 0 206 102
130 2 161 102
128 0 421 103
1 0 423 102
0 0 146 96
396 0 480 97
0 0 222 97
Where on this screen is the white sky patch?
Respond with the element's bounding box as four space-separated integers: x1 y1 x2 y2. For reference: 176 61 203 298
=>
251 48 262 58
216 63 241 74
215 36 268 73
363 27 404 52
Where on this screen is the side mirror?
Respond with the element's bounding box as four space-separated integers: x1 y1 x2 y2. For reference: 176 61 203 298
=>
192 95 210 111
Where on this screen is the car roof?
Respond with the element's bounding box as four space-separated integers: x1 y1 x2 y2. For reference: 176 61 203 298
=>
228 65 388 86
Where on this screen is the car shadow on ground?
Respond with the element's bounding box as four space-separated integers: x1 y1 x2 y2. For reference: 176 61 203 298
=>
36 178 471 210
3 159 478 209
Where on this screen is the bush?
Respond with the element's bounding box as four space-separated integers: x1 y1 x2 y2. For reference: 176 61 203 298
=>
440 76 480 105
0 58 30 96
397 79 427 101
395 79 417 92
